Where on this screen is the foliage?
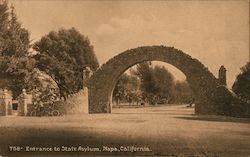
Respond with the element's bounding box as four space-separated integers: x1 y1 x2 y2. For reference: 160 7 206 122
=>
131 62 175 104
33 28 99 98
114 62 194 105
171 80 193 104
112 73 140 104
232 62 250 100
0 3 30 56
132 62 157 94
153 65 175 99
0 1 8 26
0 56 39 97
31 87 60 116
0 0 9 51
0 1 38 97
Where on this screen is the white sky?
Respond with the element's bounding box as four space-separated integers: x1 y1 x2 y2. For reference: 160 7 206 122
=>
10 0 249 88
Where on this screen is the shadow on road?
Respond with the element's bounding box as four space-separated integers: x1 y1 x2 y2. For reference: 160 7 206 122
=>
113 112 194 116
176 115 250 124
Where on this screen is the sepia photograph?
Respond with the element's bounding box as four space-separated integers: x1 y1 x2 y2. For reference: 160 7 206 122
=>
0 0 249 156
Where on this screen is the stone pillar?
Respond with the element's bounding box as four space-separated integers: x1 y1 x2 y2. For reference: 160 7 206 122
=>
0 89 12 116
218 65 227 86
83 89 89 114
5 89 13 115
0 90 7 116
83 66 93 89
0 90 4 116
18 89 29 116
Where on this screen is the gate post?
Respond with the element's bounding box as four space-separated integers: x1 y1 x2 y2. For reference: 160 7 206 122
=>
5 89 13 115
0 89 7 116
0 89 12 116
18 89 29 116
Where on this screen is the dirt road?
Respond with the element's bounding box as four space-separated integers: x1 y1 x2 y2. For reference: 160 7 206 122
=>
0 105 249 157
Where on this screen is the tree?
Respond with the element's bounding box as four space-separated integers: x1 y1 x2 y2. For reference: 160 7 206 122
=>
0 0 9 51
232 62 250 100
0 1 36 97
131 62 175 104
112 73 139 105
33 28 99 98
1 4 30 56
133 62 175 96
131 62 157 94
131 62 194 105
172 80 193 104
153 65 175 99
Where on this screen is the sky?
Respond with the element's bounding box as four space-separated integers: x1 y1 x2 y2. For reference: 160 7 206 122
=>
9 0 249 88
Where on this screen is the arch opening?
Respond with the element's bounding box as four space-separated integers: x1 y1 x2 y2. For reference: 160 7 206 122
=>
110 61 194 112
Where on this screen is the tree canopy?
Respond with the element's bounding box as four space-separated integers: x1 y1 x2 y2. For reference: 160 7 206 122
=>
0 1 99 98
232 62 250 100
132 62 175 98
112 73 140 104
0 2 30 57
171 80 193 104
114 62 194 105
0 1 35 97
33 28 99 97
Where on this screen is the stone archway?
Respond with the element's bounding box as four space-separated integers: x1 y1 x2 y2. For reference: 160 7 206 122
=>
88 46 225 114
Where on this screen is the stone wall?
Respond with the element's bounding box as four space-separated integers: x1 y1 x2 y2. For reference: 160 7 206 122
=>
62 89 89 115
